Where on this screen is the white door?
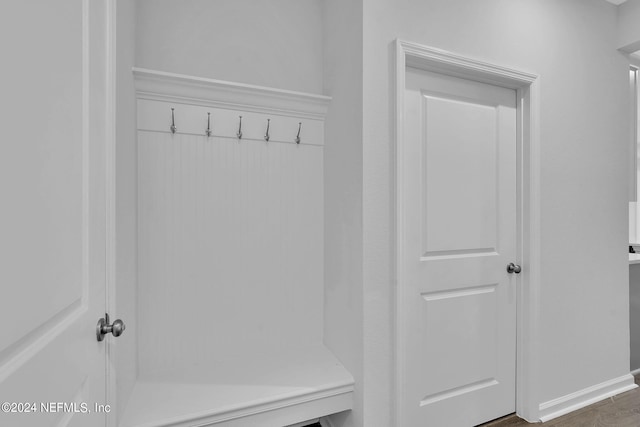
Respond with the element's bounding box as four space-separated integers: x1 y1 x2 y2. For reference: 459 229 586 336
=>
400 67 518 426
0 1 110 426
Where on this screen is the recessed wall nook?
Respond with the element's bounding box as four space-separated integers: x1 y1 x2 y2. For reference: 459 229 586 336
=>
118 68 354 427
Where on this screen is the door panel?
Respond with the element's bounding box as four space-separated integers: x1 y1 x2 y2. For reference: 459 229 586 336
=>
402 67 517 426
0 1 108 426
419 284 499 400
421 96 498 256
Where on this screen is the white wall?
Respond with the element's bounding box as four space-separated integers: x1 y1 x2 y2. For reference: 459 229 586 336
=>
630 265 640 371
618 0 640 52
135 0 324 94
631 58 640 241
115 0 137 422
360 0 630 425
131 2 632 425
322 1 364 426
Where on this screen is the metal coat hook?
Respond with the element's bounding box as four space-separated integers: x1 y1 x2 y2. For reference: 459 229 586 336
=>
237 116 243 139
170 108 177 134
264 119 271 142
205 112 212 137
295 122 302 144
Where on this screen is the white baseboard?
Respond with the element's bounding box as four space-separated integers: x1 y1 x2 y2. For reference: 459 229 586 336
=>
631 367 640 376
538 373 637 422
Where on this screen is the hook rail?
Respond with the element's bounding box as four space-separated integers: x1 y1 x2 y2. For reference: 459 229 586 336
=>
155 108 314 145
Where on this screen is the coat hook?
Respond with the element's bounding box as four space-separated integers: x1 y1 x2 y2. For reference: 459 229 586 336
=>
170 108 177 134
295 122 302 144
205 112 212 137
237 116 243 139
264 119 271 142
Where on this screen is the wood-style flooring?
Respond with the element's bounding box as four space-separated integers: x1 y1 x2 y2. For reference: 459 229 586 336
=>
479 375 640 427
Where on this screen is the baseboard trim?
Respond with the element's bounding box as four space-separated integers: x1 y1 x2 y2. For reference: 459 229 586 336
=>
538 374 637 422
631 367 640 376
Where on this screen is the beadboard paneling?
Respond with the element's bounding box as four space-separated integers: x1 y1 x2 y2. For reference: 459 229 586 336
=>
137 131 324 376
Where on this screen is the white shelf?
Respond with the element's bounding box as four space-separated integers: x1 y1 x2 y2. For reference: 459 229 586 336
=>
119 344 353 427
630 253 640 265
133 67 331 120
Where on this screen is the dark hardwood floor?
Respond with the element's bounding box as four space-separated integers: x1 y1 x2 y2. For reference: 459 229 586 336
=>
479 375 640 427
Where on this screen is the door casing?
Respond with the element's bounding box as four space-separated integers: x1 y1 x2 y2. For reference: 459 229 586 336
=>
104 1 118 426
393 39 541 424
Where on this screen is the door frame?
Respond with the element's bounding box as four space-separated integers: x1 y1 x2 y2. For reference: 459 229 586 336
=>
393 39 541 424
104 0 118 426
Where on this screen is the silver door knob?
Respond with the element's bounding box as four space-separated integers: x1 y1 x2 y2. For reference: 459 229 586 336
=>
506 263 522 274
96 313 126 342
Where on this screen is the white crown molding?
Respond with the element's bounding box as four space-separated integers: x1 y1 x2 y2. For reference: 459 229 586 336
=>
133 67 331 120
605 0 627 5
399 40 537 89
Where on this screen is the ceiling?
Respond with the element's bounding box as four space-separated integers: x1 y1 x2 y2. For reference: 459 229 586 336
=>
605 0 628 4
